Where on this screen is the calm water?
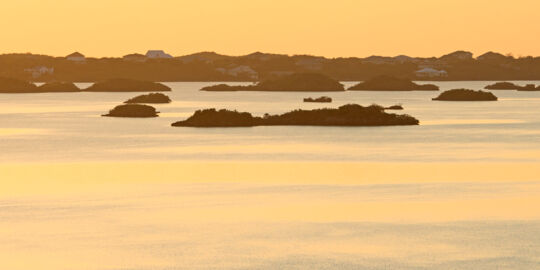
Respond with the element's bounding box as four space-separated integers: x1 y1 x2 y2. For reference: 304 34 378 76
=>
1 81 540 162
1 81 540 270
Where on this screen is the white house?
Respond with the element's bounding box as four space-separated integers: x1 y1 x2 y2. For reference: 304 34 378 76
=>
24 66 54 78
415 68 448 78
145 50 173 59
66 52 85 62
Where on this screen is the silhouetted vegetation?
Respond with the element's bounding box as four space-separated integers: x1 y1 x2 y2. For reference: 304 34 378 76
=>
4 51 540 82
201 73 344 92
85 79 171 92
432 89 498 101
385 104 404 110
102 104 159 117
348 75 439 91
516 84 538 91
485 82 521 90
304 96 332 103
0 78 81 93
485 82 536 90
124 93 171 104
0 77 38 93
171 104 419 127
37 82 80 92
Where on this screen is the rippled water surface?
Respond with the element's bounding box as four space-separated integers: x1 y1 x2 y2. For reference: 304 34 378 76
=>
1 81 539 162
1 81 540 270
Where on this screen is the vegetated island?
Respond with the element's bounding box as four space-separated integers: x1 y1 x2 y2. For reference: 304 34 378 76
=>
0 77 80 93
1 77 171 93
432 89 498 101
304 96 332 103
517 84 539 91
385 104 404 110
85 79 171 92
102 104 159 117
124 93 171 104
201 73 345 92
37 82 80 92
171 104 419 127
348 75 439 91
485 82 536 90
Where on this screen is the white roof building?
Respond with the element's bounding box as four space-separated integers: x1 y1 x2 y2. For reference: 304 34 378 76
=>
24 66 54 78
145 50 173 59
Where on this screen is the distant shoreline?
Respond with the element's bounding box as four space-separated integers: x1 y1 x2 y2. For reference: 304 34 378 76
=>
3 50 540 82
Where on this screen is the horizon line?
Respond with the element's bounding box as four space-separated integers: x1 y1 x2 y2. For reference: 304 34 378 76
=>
0 50 528 60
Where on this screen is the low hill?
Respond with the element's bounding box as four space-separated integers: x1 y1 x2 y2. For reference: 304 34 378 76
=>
348 75 439 91
201 73 344 92
85 79 171 92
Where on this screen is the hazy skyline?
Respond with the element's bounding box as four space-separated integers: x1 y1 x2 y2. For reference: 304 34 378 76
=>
2 0 540 58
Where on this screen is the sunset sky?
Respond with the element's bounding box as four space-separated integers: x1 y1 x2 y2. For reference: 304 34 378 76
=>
2 0 539 58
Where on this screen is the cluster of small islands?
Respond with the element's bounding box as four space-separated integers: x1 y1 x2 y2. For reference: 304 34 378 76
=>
1 72 538 127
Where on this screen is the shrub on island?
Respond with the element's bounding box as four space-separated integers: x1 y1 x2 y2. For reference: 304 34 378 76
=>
171 104 419 127
385 104 404 110
516 84 538 91
303 96 332 103
485 82 521 90
201 73 345 92
348 75 439 91
124 93 171 104
102 104 159 117
485 82 537 91
432 89 498 101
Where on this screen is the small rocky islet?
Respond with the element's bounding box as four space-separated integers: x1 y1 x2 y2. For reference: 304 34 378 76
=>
303 96 332 103
102 104 159 118
432 89 498 101
485 82 537 91
124 93 171 104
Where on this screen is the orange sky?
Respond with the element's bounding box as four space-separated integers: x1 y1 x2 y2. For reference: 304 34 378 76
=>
2 0 539 58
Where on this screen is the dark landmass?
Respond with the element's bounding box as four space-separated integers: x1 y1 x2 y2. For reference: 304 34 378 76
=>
516 84 538 91
37 82 80 92
348 75 439 91
303 96 332 103
199 84 249 91
432 89 498 101
124 93 171 104
485 82 537 90
0 77 39 93
385 104 404 110
171 104 419 127
6 50 540 82
201 73 344 92
102 104 159 117
85 79 171 92
485 82 522 90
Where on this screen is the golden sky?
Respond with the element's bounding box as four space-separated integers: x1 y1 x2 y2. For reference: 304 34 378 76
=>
2 0 539 58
